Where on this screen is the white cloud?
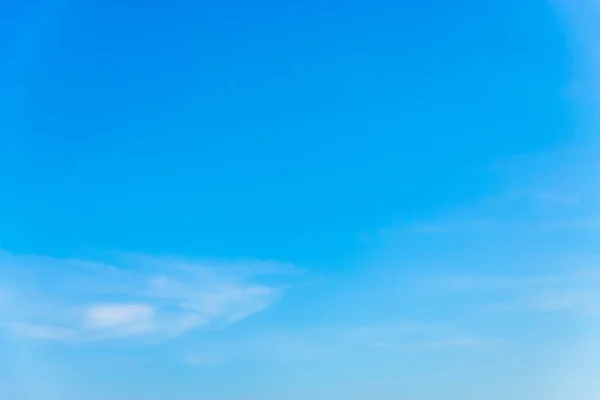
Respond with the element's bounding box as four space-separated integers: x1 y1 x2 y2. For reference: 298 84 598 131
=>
0 251 291 342
81 303 155 337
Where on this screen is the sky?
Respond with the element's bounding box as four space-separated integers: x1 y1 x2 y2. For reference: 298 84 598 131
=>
0 0 599 399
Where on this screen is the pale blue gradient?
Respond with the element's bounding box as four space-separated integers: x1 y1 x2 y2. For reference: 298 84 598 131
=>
0 0 597 399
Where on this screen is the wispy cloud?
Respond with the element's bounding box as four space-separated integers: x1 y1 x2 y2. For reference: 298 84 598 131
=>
426 268 600 318
0 251 292 342
180 323 505 365
369 336 508 351
182 355 225 366
81 303 155 338
8 322 76 341
406 217 600 236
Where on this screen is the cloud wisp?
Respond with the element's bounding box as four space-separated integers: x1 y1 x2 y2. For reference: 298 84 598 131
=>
425 267 600 318
0 251 291 342
180 322 506 366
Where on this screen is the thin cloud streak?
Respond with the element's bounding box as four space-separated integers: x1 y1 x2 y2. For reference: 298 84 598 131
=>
0 251 292 342
369 336 509 352
180 323 504 365
425 267 600 318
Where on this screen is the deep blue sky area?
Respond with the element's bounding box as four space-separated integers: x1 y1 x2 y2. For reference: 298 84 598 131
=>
0 0 571 264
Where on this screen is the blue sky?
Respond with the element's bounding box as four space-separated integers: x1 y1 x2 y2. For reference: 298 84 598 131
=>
1 0 599 399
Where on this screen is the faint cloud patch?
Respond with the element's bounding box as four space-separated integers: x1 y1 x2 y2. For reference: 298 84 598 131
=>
425 268 600 318
369 336 509 352
8 322 76 341
0 250 292 342
501 189 582 208
180 323 505 365
81 303 155 338
183 355 224 366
